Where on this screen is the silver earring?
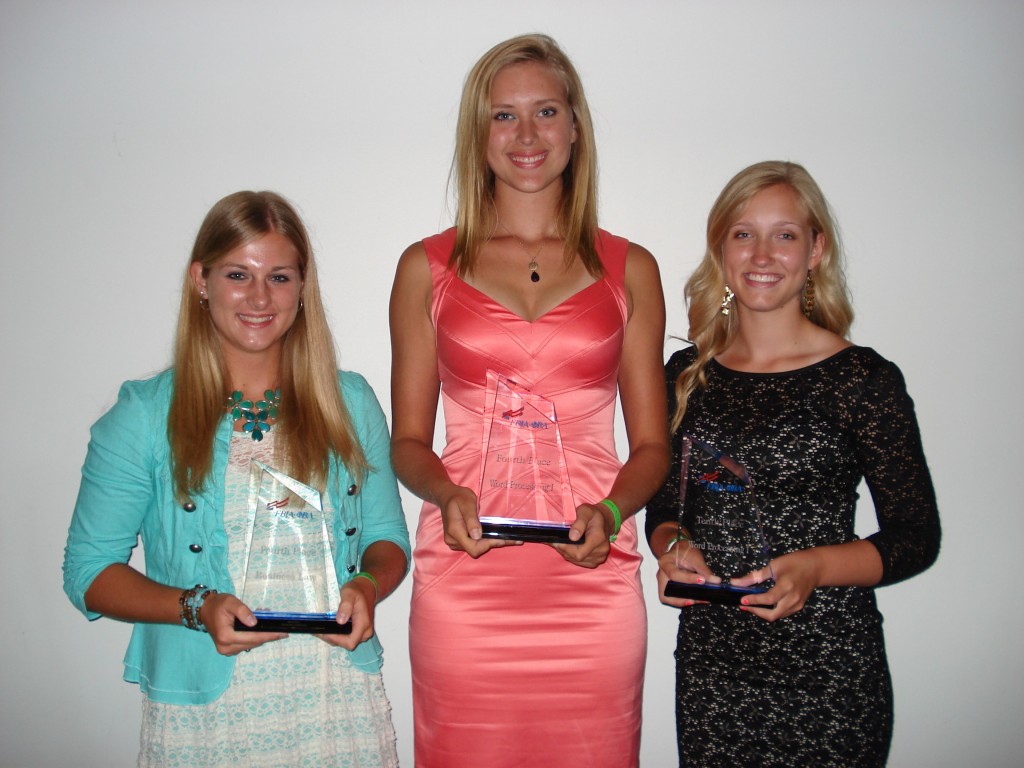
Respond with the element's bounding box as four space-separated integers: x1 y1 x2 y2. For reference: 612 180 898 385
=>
720 285 735 316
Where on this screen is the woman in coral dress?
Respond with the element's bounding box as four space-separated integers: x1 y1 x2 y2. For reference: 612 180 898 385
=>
389 35 669 768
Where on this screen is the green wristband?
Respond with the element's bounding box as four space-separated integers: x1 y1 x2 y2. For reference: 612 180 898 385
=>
598 498 622 542
353 571 379 598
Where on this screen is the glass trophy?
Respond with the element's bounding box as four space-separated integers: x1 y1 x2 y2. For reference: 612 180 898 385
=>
664 436 774 605
477 370 580 544
233 461 352 634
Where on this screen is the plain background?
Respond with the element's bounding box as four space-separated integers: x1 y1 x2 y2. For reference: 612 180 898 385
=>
2 1 1021 766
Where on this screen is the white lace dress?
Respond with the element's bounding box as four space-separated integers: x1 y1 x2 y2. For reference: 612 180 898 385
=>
138 431 399 767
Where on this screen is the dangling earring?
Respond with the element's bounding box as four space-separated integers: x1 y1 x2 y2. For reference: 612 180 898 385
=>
803 270 815 318
199 291 209 311
720 285 735 316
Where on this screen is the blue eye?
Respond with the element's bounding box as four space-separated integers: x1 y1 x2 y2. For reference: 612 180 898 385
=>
494 111 515 121
539 107 557 117
270 274 290 283
226 272 247 280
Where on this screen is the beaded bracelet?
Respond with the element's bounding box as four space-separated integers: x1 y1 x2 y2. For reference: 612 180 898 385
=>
598 498 622 543
353 571 379 599
179 584 219 632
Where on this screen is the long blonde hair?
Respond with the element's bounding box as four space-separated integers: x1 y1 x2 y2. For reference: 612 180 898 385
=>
672 161 854 431
169 190 367 500
449 34 601 277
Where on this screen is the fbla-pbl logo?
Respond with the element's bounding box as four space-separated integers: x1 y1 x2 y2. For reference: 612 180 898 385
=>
266 497 290 510
697 470 744 493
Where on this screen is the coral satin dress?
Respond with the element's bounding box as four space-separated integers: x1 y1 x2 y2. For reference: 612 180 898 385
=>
409 228 646 768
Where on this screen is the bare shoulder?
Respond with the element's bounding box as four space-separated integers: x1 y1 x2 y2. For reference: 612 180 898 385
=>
811 325 853 358
623 242 664 317
395 240 429 275
390 241 433 320
625 241 658 271
392 241 431 292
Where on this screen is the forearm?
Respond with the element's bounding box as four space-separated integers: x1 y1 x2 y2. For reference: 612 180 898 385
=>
391 435 463 508
352 540 408 603
801 539 883 589
599 440 671 523
84 563 187 625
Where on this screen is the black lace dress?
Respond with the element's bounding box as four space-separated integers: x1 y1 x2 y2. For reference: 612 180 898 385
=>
645 346 940 768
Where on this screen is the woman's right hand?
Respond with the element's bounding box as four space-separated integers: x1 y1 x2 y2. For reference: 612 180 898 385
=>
201 592 287 655
657 540 720 608
438 483 521 558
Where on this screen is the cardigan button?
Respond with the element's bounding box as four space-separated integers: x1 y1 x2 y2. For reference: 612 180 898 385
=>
346 483 357 496
346 564 357 573
182 501 196 512
189 544 203 553
345 527 357 536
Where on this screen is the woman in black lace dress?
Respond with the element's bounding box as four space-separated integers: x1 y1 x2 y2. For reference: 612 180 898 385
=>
646 161 940 767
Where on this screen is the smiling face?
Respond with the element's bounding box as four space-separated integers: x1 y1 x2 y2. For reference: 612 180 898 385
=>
485 61 577 198
190 231 303 370
721 184 824 318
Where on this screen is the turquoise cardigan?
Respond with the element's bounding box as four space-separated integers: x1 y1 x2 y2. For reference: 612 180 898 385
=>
63 369 411 705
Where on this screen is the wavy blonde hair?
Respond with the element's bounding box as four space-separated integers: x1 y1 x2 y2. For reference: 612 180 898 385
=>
672 161 854 431
449 33 601 277
169 190 367 500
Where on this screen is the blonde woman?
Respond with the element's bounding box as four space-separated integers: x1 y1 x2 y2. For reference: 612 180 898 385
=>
390 34 669 768
646 161 940 766
64 191 409 767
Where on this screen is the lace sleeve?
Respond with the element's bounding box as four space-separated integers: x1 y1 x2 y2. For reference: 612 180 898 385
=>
856 359 941 585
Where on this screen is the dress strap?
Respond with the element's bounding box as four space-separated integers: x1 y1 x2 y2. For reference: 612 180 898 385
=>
595 229 629 323
422 228 458 325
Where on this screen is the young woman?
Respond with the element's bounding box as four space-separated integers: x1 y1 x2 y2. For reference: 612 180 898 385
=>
63 191 410 767
646 161 941 767
389 35 669 768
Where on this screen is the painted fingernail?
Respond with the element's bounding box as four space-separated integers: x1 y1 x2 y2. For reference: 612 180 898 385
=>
696 576 705 585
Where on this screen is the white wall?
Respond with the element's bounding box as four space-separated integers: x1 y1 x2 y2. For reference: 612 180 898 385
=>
2 1 1021 765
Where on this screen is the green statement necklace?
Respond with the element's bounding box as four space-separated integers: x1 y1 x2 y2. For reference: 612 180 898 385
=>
227 389 281 442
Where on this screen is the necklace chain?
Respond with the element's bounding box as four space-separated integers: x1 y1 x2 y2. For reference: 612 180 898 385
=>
498 221 544 283
226 388 280 442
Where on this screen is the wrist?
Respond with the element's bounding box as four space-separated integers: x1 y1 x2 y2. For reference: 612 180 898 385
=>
597 498 622 542
664 529 693 554
179 584 219 632
351 571 379 602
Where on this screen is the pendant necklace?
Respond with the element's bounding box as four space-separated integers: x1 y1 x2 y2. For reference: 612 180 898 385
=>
499 221 544 283
226 388 281 442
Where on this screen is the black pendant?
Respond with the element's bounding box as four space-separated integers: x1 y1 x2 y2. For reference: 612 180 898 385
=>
531 271 540 283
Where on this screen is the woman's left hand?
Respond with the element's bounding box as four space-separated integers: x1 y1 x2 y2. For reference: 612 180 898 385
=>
551 503 612 568
318 578 377 650
731 549 823 622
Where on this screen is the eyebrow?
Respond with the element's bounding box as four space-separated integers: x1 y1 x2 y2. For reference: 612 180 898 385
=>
730 220 803 227
491 97 566 109
216 262 299 271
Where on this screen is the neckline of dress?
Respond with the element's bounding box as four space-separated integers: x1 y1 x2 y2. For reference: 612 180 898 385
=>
453 273 605 324
710 345 860 378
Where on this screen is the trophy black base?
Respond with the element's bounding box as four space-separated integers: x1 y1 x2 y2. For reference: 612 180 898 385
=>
479 517 583 545
234 612 353 634
665 580 772 607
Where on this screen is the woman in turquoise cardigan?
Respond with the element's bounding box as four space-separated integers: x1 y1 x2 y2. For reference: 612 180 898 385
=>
63 191 410 767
